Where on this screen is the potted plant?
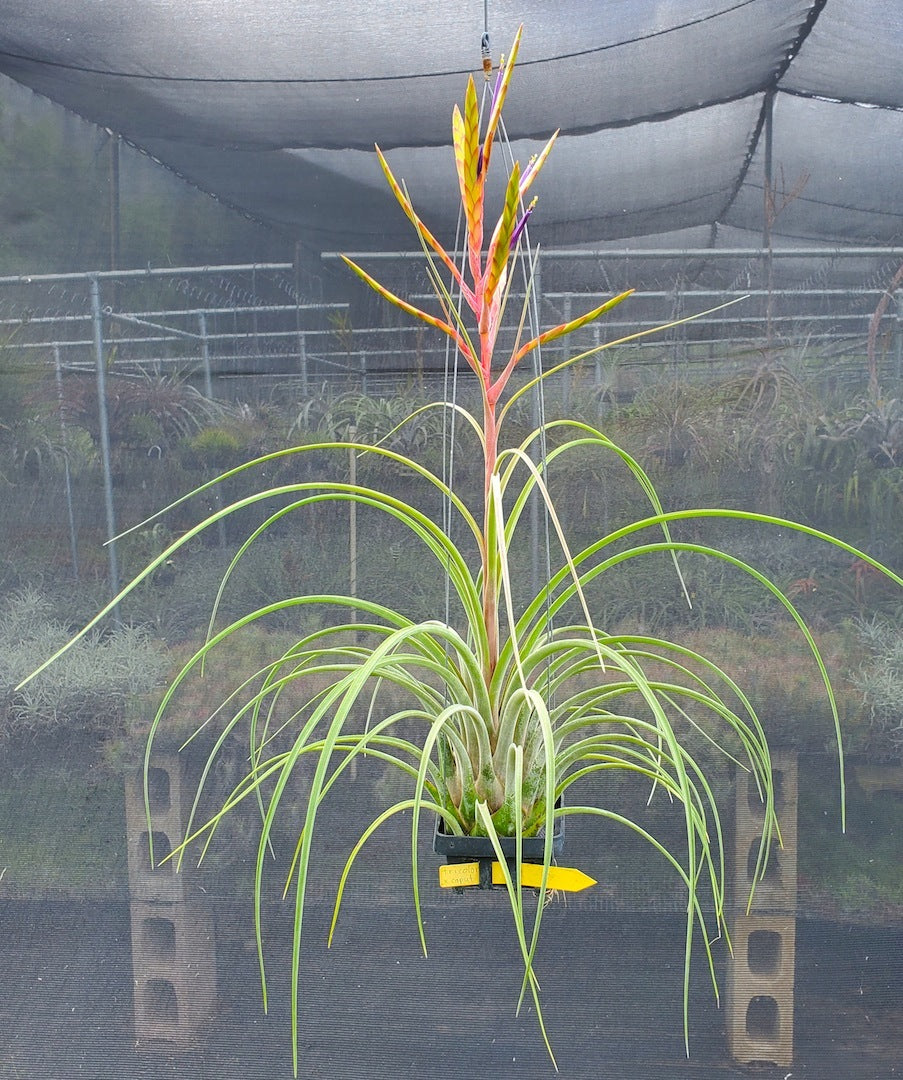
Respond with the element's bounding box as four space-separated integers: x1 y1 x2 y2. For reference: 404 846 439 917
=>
22 26 903 1072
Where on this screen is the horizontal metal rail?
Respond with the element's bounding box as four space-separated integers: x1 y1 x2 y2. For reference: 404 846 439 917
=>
1 255 898 390
0 301 348 329
2 307 894 356
0 263 294 286
324 246 903 262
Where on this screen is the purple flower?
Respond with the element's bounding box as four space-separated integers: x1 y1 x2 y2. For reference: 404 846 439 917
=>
491 61 505 110
509 197 537 250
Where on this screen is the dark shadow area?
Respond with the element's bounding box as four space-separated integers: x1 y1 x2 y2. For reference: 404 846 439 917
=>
1 900 901 1079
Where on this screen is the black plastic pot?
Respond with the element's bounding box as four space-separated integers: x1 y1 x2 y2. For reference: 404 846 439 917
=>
433 804 564 862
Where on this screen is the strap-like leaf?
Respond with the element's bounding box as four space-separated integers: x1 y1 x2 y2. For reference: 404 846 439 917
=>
492 289 634 399
341 255 478 373
376 145 473 308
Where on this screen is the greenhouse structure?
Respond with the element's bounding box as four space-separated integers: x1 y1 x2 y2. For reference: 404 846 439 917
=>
1 3 903 1078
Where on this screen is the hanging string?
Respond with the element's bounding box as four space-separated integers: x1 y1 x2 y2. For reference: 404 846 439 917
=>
441 203 466 630
498 111 556 670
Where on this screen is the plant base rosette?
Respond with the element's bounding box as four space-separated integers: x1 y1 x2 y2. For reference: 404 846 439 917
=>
434 804 564 862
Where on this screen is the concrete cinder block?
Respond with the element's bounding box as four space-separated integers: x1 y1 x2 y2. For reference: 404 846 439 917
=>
734 750 797 912
124 753 193 901
129 899 217 1048
727 751 798 1067
124 751 218 1049
726 914 796 1066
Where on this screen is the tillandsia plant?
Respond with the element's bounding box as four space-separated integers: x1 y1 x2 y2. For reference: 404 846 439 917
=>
20 25 903 1073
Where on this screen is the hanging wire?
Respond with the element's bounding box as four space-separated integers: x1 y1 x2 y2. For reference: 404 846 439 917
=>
498 112 556 697
441 204 466 629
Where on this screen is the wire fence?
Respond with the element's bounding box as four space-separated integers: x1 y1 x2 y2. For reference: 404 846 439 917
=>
1 249 902 396
2 249 902 620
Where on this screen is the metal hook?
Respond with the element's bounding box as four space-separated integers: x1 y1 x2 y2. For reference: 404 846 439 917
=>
481 31 492 79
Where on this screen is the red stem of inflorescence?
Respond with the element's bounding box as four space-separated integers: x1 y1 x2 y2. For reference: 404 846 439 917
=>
342 25 629 695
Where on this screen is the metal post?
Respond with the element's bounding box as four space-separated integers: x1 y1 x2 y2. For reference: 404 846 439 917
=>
561 294 572 411
530 254 543 600
197 311 227 547
348 424 360 780
348 426 358 631
762 93 774 251
89 276 121 620
293 243 312 398
52 343 80 579
198 312 214 399
109 133 120 273
298 331 309 398
109 133 121 319
593 326 603 393
251 266 260 362
895 310 903 386
762 90 776 353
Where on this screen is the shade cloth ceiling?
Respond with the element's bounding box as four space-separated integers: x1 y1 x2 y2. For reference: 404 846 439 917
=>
0 1 901 267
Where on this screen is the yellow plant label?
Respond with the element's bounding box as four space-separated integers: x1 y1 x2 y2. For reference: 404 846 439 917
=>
493 862 597 892
438 861 596 892
438 862 482 888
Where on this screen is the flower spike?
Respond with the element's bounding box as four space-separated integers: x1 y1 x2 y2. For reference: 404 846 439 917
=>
453 77 484 284
491 290 636 400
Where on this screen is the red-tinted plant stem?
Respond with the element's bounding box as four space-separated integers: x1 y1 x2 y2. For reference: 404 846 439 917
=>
481 392 500 715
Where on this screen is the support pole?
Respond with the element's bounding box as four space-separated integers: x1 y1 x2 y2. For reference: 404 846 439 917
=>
294 242 311 397
593 326 603 393
348 426 359 780
197 312 214 400
561 294 572 411
52 343 80 579
349 427 358 637
762 90 776 355
762 92 774 251
109 133 121 316
298 331 309 398
530 255 543 600
197 311 227 547
109 133 120 273
89 276 121 620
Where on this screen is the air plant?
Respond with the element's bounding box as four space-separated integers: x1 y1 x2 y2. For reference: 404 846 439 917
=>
20 25 903 1074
